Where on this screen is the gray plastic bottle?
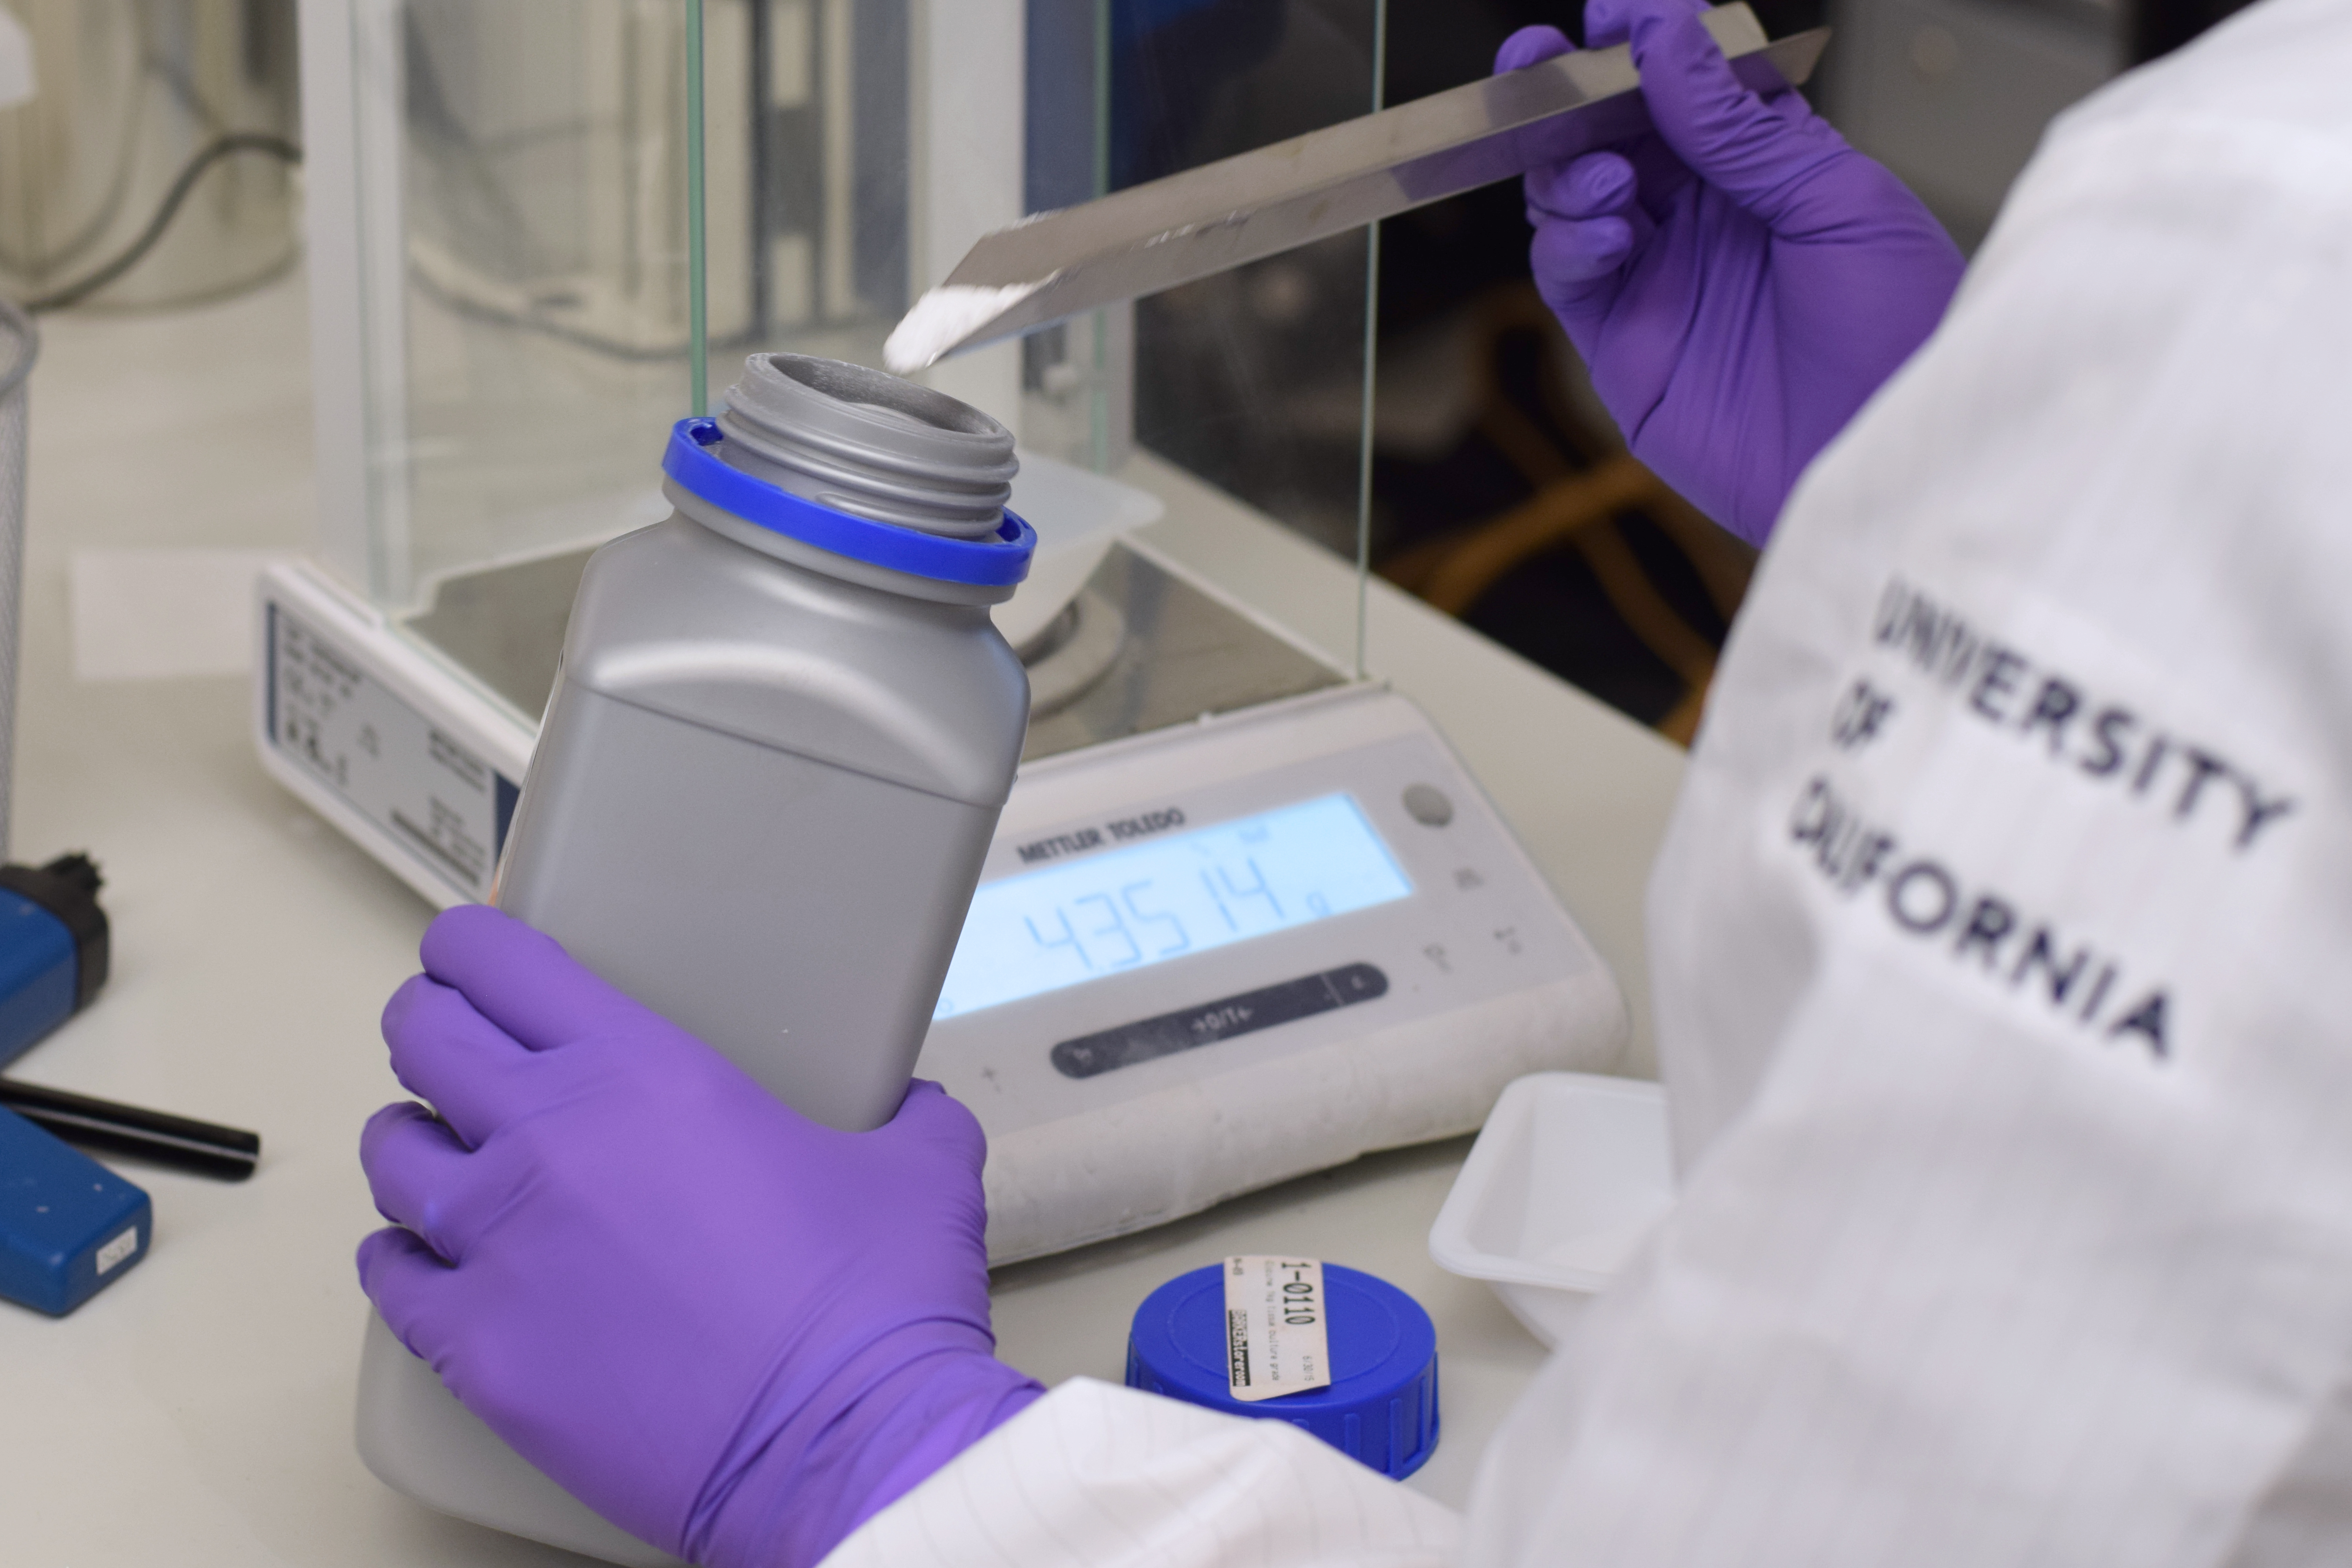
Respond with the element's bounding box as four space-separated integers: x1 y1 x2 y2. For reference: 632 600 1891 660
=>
356 356 1032 1568
493 353 1032 1132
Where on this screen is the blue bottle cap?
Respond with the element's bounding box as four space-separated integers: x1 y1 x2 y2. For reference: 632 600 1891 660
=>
1125 1261 1439 1479
661 418 1034 587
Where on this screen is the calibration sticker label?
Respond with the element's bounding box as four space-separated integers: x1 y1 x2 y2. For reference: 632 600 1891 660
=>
1225 1256 1332 1404
1781 575 2309 1067
269 607 518 895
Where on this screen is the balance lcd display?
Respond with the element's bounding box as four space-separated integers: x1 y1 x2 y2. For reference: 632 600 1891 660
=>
934 793 1413 1018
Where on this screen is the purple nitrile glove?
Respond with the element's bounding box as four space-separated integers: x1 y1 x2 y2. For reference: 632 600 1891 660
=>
355 904 1041 1568
1498 0 1965 545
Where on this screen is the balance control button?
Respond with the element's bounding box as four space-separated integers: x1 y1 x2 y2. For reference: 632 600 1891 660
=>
1402 783 1453 827
1050 963 1390 1080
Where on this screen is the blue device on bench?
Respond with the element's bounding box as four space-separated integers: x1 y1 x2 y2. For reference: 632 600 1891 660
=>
0 853 143 1315
0 1106 149 1314
0 854 107 1069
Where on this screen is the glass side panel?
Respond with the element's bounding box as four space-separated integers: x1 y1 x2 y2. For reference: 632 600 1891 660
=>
353 0 910 607
383 1 698 602
1112 0 1384 565
1015 0 1386 711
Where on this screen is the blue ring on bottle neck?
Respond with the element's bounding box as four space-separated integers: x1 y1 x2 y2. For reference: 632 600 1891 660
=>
661 417 1034 587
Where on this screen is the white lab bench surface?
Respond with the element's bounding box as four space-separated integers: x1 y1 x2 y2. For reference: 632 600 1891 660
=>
0 277 1686 1564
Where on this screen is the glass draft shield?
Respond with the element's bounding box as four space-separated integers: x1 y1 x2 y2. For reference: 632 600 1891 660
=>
301 0 1385 752
934 792 1413 1019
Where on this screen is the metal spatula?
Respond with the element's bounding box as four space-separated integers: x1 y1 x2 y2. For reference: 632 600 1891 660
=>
886 3 1828 371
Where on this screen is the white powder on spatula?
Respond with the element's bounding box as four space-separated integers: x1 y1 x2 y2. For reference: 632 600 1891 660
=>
884 280 1049 372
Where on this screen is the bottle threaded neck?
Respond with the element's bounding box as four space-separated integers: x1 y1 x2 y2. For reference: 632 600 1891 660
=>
713 353 1016 539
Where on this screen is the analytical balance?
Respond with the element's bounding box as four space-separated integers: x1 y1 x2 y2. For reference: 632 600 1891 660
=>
269 0 1625 1263
263 6 1624 1559
270 0 1618 1260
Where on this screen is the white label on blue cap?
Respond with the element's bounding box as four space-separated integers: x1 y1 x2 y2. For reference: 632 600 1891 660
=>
1224 1256 1332 1403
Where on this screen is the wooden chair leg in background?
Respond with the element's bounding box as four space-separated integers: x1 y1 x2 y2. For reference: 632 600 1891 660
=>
1377 285 1754 747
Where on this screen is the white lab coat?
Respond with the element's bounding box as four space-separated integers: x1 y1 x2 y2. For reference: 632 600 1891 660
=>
831 1 2352 1561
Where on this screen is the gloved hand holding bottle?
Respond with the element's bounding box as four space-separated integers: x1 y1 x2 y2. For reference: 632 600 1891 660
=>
356 905 1041 1568
1500 0 1966 545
